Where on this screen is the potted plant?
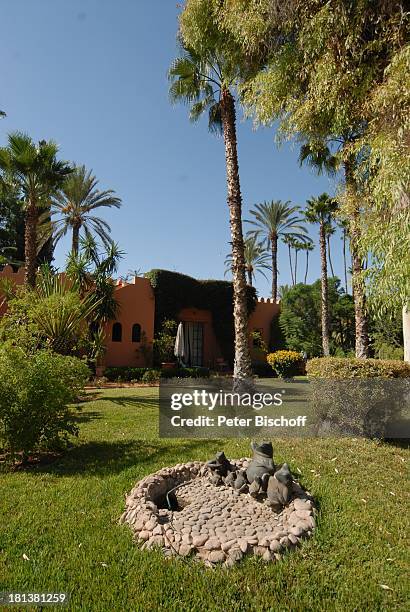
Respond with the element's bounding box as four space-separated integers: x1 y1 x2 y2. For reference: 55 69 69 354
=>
153 319 177 369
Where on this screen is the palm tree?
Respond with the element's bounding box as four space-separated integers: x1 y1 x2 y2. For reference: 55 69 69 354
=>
52 165 121 256
302 240 315 284
247 200 306 300
282 234 295 285
305 193 338 356
299 141 369 357
325 222 336 277
225 235 271 286
336 217 350 294
292 236 313 284
0 133 71 286
169 45 254 380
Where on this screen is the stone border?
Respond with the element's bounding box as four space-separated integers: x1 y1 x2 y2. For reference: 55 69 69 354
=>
120 460 316 566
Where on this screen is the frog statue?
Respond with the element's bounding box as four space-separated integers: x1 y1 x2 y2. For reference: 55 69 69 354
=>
245 441 276 485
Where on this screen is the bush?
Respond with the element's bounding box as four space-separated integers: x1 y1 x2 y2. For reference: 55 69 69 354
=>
141 369 160 384
0 348 90 461
306 357 410 379
252 361 274 377
306 357 410 438
104 367 150 382
104 366 210 382
160 367 210 379
267 350 303 378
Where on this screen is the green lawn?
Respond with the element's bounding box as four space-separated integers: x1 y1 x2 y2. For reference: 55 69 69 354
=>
0 387 409 611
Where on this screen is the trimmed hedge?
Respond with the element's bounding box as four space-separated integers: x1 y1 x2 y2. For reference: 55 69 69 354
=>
103 366 210 382
145 269 257 366
307 357 410 379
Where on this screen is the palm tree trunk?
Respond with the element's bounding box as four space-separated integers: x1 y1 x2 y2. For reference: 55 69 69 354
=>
304 250 309 284
294 249 298 284
271 234 278 300
344 159 370 358
220 88 252 381
24 198 38 287
287 243 294 286
320 222 330 356
403 302 410 363
72 223 80 256
343 229 348 293
247 268 253 286
327 234 335 277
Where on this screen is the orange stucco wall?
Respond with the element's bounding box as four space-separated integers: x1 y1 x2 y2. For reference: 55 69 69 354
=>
0 265 280 369
104 277 155 367
249 298 280 354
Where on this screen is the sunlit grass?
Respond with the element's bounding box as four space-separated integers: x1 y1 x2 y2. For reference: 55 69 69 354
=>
0 387 408 611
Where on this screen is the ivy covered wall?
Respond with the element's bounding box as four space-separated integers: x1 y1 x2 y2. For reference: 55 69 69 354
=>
145 269 257 365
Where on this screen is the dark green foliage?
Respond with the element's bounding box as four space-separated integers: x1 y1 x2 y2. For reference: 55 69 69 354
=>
103 366 210 383
269 313 286 352
279 279 355 356
145 269 257 365
0 348 90 461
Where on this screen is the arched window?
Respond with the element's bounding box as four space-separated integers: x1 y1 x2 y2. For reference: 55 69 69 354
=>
132 323 141 343
112 322 122 342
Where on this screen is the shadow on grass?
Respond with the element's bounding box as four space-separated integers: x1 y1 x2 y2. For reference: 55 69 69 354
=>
34 438 222 477
72 410 104 424
95 395 159 408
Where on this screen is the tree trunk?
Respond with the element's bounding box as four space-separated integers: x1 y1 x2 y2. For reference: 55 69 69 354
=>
403 302 410 363
220 88 252 381
304 251 309 284
24 198 38 287
271 234 278 300
294 249 298 284
344 159 370 358
343 229 348 293
247 267 253 286
320 222 330 356
72 223 80 256
287 243 294 286
327 234 335 277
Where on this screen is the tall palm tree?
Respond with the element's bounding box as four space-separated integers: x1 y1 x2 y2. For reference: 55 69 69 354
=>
305 193 338 356
302 239 315 284
326 222 336 277
247 200 306 300
300 142 369 357
282 234 295 285
336 217 350 294
0 133 71 286
225 234 271 286
52 165 121 256
291 236 313 284
169 45 254 380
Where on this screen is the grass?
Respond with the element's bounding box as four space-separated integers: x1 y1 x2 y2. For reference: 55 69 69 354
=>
0 386 409 611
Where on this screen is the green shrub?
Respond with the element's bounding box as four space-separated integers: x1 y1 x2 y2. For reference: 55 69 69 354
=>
306 357 410 438
306 357 410 379
104 367 149 382
104 366 210 382
0 348 90 461
160 367 210 379
141 369 160 384
267 350 302 378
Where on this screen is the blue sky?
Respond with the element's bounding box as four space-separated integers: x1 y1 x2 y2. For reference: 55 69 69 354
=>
0 0 344 296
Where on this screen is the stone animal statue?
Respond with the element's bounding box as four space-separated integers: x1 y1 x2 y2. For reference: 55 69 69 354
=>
266 463 293 511
207 451 235 485
245 441 276 484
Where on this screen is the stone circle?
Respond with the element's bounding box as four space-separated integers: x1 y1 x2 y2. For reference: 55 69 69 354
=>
120 459 316 566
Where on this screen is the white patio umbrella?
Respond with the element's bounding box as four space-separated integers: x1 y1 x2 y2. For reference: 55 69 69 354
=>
174 322 185 362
